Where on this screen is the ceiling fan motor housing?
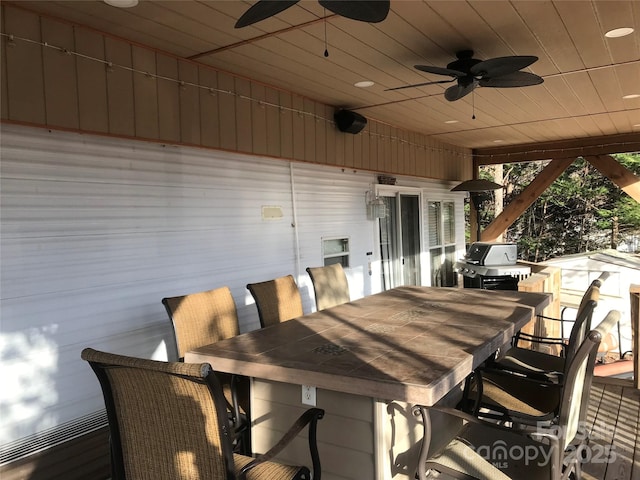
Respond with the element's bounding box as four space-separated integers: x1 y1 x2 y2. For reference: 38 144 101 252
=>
447 50 482 75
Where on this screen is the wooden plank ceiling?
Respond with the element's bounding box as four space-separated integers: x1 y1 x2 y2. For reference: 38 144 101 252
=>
5 0 640 157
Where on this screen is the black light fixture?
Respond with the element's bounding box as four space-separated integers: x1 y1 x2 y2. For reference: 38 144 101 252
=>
451 179 503 241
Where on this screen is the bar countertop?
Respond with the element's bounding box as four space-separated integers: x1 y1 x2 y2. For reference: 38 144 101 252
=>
185 286 551 405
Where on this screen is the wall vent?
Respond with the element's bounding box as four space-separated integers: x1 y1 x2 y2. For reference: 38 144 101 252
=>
0 410 108 465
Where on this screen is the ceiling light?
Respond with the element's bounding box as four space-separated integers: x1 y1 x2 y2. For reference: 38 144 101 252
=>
104 0 138 8
444 120 459 124
623 94 640 99
605 27 634 38
493 140 504 143
354 81 374 88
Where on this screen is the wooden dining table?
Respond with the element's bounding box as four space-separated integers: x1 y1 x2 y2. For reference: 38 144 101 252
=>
186 286 550 480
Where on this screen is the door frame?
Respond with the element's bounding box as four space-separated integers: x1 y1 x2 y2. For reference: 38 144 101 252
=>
374 185 428 289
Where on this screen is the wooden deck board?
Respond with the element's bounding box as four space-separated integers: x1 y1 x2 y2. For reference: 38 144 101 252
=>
583 377 640 480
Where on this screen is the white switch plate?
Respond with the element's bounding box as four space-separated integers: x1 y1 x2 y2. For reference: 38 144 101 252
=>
302 385 316 406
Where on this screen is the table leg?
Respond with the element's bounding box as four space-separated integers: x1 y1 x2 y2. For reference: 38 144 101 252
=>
413 405 431 480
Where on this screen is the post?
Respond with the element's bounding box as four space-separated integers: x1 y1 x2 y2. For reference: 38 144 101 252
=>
631 285 640 389
470 193 481 243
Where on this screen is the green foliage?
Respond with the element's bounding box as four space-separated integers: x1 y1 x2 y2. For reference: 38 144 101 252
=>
479 152 640 261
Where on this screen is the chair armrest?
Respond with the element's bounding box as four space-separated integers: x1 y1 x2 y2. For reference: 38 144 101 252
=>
239 408 325 479
512 313 574 354
460 367 561 426
513 332 568 355
480 362 562 385
515 331 566 344
426 405 520 433
413 404 558 480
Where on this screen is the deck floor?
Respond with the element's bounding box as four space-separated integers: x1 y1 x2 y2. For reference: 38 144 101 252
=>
582 377 640 480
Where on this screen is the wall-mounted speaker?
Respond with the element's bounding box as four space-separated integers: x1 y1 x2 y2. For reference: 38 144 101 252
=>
334 109 367 134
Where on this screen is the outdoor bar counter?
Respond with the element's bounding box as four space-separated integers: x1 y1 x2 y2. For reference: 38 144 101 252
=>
186 286 551 480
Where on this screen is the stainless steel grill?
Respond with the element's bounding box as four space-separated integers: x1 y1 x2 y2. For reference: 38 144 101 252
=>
455 242 531 290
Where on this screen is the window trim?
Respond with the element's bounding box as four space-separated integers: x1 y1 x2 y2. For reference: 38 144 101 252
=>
322 236 350 267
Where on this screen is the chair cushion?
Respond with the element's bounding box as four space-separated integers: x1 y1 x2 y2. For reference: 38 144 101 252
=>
472 371 561 420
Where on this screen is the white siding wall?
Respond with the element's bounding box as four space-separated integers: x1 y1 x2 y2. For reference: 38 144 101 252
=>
0 124 465 448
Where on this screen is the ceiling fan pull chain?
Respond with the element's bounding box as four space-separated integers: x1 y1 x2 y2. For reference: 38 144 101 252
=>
472 90 476 120
324 10 329 57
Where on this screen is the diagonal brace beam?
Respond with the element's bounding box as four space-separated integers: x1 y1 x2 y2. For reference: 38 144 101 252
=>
480 158 574 242
586 155 640 203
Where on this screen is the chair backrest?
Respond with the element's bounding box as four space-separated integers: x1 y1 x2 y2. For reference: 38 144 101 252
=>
162 286 240 360
564 284 600 367
306 263 350 311
246 275 303 328
81 348 236 480
557 310 620 450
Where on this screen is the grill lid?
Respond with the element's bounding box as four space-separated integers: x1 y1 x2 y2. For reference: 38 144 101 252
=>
464 242 518 266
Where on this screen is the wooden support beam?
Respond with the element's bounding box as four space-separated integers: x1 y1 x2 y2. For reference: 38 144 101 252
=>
631 285 640 389
480 158 574 242
475 133 640 166
586 155 640 203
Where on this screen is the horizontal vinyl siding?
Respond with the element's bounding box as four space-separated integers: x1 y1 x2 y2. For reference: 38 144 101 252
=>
0 124 464 451
252 379 375 480
0 125 298 445
292 162 378 308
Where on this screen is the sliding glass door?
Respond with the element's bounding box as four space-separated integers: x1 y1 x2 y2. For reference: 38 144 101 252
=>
379 192 422 290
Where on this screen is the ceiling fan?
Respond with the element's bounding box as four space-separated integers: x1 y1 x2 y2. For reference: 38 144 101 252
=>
387 50 544 101
235 0 390 28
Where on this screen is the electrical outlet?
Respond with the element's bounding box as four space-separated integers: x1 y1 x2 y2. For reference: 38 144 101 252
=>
302 385 316 406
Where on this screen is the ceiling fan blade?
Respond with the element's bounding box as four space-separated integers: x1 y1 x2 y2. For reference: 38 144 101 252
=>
235 0 299 28
470 56 538 78
415 65 466 78
444 83 475 102
479 71 544 88
319 0 390 23
385 79 455 91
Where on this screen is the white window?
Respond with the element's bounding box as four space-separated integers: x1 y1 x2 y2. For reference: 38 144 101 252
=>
323 237 350 267
428 201 457 287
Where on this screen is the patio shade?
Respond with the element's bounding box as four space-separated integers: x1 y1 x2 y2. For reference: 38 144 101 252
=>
451 179 503 192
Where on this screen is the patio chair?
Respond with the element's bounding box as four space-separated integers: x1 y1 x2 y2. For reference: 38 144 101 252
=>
162 286 249 454
464 307 619 427
81 348 324 480
306 264 350 311
487 273 607 383
416 310 621 480
247 275 303 328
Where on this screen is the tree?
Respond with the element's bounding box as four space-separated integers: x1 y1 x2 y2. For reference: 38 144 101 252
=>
479 153 640 261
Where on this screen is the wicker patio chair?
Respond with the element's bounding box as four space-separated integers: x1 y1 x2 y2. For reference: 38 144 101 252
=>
162 286 249 454
306 264 350 311
416 310 621 480
81 348 324 480
246 275 303 328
